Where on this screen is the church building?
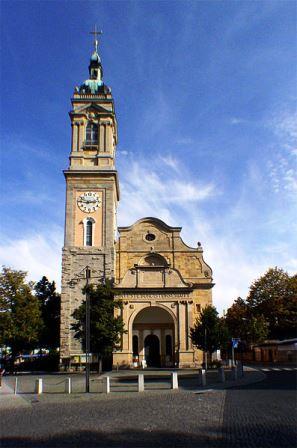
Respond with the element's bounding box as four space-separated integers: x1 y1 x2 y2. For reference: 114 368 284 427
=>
60 35 214 370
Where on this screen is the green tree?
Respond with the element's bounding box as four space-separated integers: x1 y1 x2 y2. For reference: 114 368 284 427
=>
190 305 229 361
71 279 126 362
0 267 42 365
34 276 60 350
246 267 297 339
225 297 268 345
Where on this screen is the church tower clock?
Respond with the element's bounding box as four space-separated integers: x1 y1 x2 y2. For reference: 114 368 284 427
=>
60 31 119 368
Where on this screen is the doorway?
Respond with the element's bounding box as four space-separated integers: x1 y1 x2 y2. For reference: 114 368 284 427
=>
144 335 160 367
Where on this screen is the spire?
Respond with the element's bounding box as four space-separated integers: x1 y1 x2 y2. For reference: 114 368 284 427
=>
88 25 103 85
90 25 102 54
76 27 111 95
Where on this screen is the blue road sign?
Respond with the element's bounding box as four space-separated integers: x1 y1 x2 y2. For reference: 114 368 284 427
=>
232 338 241 348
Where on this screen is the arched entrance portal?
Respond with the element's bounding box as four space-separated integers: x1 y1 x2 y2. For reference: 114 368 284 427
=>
132 306 175 367
144 335 160 367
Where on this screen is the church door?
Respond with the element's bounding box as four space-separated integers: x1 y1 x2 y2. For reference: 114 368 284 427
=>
144 335 160 367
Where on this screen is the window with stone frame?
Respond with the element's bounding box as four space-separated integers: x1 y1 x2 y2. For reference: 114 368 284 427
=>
85 220 93 246
85 122 98 145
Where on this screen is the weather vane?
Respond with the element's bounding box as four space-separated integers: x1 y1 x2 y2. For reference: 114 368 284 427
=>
90 25 102 53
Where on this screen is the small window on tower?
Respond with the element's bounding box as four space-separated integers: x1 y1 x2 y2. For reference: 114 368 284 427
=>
196 304 201 313
86 220 93 246
86 122 98 145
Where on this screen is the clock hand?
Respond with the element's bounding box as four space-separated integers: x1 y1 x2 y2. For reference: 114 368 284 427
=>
81 198 97 204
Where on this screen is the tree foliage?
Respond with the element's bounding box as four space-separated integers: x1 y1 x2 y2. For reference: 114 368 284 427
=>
190 305 229 357
71 279 126 357
246 268 297 339
224 297 268 345
34 276 60 350
225 268 297 343
0 267 42 357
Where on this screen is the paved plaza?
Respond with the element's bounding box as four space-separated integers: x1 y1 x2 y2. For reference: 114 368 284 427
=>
0 367 296 447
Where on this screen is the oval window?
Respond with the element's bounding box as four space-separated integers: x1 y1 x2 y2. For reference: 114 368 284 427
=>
145 233 156 241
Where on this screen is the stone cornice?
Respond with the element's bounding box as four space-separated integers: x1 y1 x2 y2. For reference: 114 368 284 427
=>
63 169 120 200
192 282 215 289
114 287 193 293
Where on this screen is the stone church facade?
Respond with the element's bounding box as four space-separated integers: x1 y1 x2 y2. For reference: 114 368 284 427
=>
60 39 213 370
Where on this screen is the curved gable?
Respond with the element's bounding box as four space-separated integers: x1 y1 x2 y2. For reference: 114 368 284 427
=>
116 216 213 286
118 216 181 232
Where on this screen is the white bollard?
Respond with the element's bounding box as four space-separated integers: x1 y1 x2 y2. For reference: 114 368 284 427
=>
35 378 43 394
231 366 238 381
138 374 144 392
200 369 206 386
103 376 110 394
171 372 178 390
14 377 18 395
65 377 71 394
218 367 225 383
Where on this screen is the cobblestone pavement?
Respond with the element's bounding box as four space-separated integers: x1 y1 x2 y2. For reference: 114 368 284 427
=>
0 368 296 447
222 369 297 448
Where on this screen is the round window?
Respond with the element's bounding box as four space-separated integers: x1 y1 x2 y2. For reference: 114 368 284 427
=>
145 233 156 241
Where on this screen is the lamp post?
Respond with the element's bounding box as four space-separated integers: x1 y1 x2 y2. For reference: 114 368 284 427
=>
204 327 208 370
85 267 91 393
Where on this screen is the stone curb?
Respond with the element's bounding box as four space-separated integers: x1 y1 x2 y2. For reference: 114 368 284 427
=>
188 367 266 393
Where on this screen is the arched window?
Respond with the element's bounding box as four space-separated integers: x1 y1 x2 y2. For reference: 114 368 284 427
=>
83 217 95 247
86 220 93 246
166 335 172 357
133 335 139 356
86 122 98 145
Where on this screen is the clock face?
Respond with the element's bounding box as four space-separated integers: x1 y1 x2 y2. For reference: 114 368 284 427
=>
77 191 101 213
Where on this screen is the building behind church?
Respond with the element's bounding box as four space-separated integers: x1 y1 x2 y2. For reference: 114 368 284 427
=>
60 37 214 370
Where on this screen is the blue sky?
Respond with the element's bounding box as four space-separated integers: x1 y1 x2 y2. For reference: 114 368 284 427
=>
1 0 296 313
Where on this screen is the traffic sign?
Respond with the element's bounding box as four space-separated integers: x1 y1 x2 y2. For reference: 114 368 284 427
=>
232 338 241 348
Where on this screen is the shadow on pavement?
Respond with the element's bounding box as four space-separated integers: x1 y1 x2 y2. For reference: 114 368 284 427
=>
1 425 296 448
226 370 297 390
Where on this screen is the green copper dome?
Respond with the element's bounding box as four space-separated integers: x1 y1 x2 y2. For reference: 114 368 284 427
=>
91 51 101 63
80 79 103 94
77 39 111 95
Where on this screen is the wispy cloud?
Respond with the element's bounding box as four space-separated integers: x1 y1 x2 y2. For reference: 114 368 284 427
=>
117 153 296 313
0 228 63 289
269 106 297 157
175 137 194 145
159 155 179 171
230 117 247 125
117 150 129 156
117 156 216 226
273 109 297 143
265 106 297 198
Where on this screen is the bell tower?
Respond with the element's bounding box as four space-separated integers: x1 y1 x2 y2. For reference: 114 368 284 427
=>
60 30 119 368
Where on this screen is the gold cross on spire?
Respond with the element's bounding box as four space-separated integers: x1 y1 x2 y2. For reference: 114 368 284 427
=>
90 25 102 53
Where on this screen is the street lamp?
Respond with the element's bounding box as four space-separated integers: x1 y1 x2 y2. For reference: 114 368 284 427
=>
204 327 208 370
85 267 91 393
